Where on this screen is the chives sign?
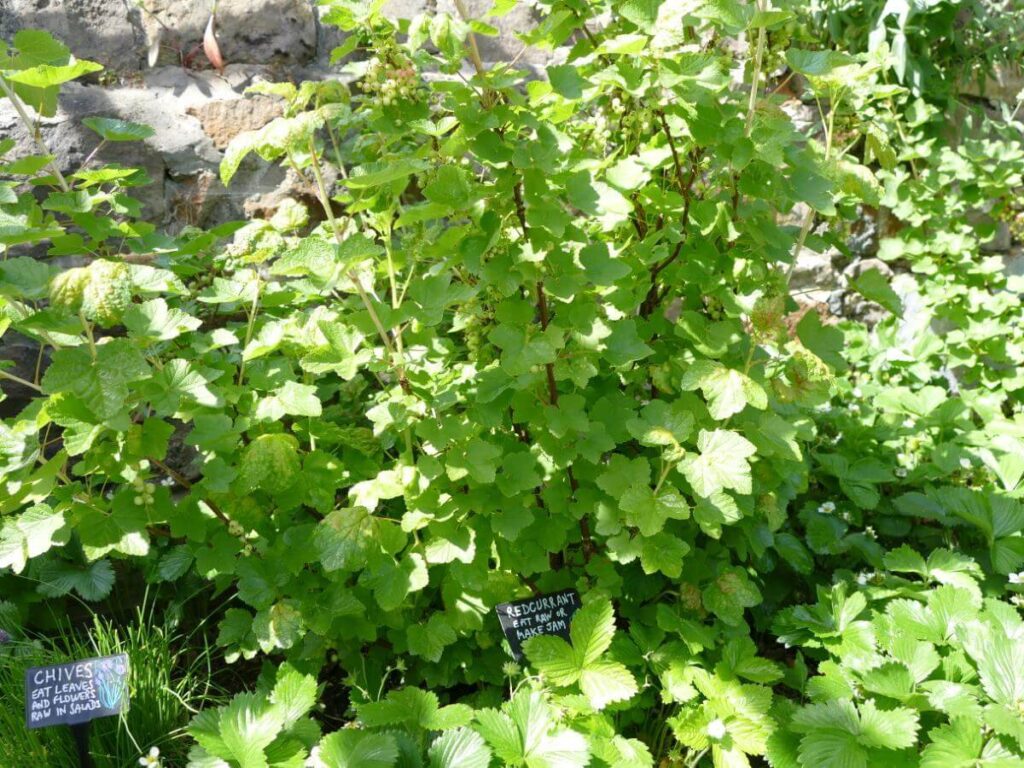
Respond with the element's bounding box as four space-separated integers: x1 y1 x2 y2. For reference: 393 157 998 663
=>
496 588 582 660
25 654 129 729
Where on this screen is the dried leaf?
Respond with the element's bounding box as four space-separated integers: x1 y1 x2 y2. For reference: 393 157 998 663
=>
203 14 225 73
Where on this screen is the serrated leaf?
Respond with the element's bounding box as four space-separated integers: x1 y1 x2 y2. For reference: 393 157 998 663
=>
428 728 491 768
579 659 638 709
0 504 69 573
318 730 397 768
680 360 767 420
681 429 757 498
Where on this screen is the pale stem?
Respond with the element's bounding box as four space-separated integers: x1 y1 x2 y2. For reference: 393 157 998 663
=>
744 0 768 137
80 312 97 361
453 0 487 77
236 273 262 385
0 368 43 392
306 137 410 387
0 76 71 192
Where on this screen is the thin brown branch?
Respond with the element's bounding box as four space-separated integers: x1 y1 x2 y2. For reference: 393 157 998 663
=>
150 456 231 527
657 110 688 197
514 180 594 562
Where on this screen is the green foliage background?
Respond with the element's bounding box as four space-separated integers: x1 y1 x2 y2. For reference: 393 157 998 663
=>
1 0 1024 766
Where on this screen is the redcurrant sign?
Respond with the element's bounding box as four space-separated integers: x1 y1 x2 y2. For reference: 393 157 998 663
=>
496 589 582 661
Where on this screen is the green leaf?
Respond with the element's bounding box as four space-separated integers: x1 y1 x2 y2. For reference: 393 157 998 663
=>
269 667 317 727
4 59 103 87
639 532 690 577
358 688 471 732
702 567 761 625
347 159 430 189
41 340 150 420
408 613 458 663
428 728 492 768
525 635 578 686
680 429 757 498
603 319 652 367
580 658 639 710
318 731 398 768
547 64 589 99
785 49 857 77
791 699 919 768
477 690 590 768
254 381 322 421
920 719 1008 768
316 507 375 573
123 298 201 342
570 598 617 667
253 601 304 652
0 504 69 573
620 485 690 536
36 557 115 601
423 165 474 208
524 598 638 710
237 434 301 494
680 360 767 420
81 116 155 142
157 545 194 581
849 267 902 315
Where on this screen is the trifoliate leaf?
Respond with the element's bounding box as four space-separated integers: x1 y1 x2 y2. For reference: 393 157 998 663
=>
269 667 317 727
318 730 398 768
428 727 491 768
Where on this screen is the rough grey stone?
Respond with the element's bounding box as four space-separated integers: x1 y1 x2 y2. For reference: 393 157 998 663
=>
0 332 46 418
779 99 816 135
1004 247 1024 278
141 0 318 69
0 0 144 71
791 246 841 305
383 0 548 68
967 207 1013 252
959 65 1024 103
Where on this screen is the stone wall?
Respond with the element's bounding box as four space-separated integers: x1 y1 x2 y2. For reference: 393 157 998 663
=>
0 0 544 232
0 0 1020 314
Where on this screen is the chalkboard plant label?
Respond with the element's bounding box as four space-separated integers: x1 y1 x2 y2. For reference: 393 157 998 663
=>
25 654 129 729
495 588 582 661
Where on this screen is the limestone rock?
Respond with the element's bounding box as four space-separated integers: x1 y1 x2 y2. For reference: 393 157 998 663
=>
187 96 283 149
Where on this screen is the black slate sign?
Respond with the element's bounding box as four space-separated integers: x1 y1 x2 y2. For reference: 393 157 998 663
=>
496 588 582 661
25 654 129 729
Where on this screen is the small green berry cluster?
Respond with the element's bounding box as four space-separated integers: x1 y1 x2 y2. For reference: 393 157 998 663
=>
131 461 156 506
358 51 418 108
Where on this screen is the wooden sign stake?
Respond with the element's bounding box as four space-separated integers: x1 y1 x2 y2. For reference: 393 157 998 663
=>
71 722 94 768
